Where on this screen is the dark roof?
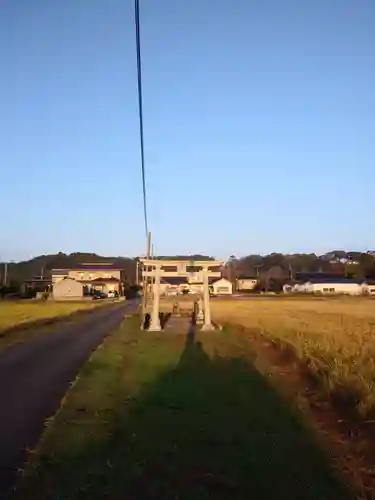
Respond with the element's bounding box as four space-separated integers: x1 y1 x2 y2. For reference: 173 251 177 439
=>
309 278 363 285
159 275 223 286
51 269 68 275
23 278 52 284
189 277 218 285
295 272 345 282
80 277 120 283
237 275 258 280
161 277 188 285
65 263 124 271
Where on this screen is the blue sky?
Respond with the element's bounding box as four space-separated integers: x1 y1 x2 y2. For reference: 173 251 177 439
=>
1 0 374 261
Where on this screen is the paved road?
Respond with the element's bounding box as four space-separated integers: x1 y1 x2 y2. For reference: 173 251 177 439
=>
0 300 138 499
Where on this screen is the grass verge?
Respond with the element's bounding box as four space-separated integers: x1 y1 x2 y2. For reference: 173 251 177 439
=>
13 317 351 500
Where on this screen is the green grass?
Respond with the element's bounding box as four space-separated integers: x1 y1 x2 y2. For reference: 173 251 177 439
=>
14 318 352 500
0 301 105 350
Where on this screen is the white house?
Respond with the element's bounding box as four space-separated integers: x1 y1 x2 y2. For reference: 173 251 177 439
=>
236 277 258 291
211 278 233 295
363 282 375 295
309 281 363 295
284 278 375 296
53 278 83 300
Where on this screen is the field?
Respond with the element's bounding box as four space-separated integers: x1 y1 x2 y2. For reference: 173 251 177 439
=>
0 301 104 332
211 296 375 418
0 301 105 349
13 317 349 500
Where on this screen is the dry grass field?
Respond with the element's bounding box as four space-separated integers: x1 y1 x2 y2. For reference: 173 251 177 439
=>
0 300 102 332
211 296 375 418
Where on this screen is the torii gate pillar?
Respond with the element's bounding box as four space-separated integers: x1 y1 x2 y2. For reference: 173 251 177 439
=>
201 266 214 331
149 264 161 331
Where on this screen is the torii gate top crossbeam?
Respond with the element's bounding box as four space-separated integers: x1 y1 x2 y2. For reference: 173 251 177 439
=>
139 259 224 269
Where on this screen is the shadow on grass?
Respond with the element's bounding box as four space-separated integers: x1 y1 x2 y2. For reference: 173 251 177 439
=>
18 328 352 500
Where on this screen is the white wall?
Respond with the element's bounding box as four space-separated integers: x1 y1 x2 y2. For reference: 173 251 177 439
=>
53 278 83 299
212 279 233 295
311 282 362 295
237 278 258 291
285 281 369 295
362 284 375 295
291 282 313 293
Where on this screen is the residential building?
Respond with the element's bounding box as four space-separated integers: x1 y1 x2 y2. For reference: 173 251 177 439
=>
236 276 258 292
211 278 233 295
51 262 126 295
53 278 83 300
151 276 233 296
284 278 375 296
294 272 345 282
21 277 52 295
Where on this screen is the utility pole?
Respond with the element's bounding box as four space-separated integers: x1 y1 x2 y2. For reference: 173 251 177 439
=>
147 232 151 259
227 255 236 292
289 263 294 281
3 262 8 287
141 231 152 329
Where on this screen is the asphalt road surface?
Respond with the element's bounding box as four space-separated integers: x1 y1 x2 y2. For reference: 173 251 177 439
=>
0 300 138 499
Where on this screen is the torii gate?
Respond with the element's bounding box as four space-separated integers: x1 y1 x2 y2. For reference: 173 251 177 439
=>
139 258 224 331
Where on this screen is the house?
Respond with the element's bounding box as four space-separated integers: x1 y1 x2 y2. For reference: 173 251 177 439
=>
51 262 126 296
284 277 375 296
294 272 345 282
21 277 52 296
51 269 68 285
152 276 233 296
211 278 233 295
236 276 258 292
159 277 190 296
307 279 364 295
363 281 375 295
53 277 83 300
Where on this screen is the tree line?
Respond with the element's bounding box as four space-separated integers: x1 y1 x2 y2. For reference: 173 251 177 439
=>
1 250 375 296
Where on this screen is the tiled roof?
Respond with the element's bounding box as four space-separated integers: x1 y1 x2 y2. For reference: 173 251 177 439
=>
23 278 52 284
161 277 188 285
79 277 120 283
309 278 363 285
71 263 124 271
295 272 345 282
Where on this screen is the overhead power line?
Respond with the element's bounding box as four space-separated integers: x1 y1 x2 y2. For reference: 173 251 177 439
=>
134 0 149 238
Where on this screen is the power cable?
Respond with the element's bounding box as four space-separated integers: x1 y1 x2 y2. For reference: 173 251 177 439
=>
134 0 149 238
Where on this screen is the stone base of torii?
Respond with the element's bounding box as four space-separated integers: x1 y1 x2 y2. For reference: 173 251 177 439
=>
139 259 223 331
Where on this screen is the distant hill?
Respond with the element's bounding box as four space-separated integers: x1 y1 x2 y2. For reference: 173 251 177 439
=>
3 253 137 285
3 250 375 286
2 253 215 285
